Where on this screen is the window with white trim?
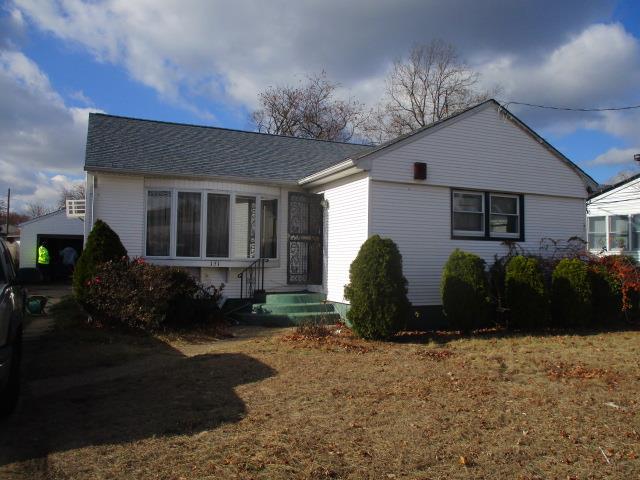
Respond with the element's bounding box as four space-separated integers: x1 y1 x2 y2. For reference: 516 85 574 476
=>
145 189 278 260
632 215 640 251
146 190 172 256
489 194 519 237
206 193 230 257
609 215 629 250
233 196 257 258
587 216 606 251
176 191 201 257
452 191 484 236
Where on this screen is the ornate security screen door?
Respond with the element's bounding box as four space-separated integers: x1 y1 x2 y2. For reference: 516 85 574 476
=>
287 192 323 285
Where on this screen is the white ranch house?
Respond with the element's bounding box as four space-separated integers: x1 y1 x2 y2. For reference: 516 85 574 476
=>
587 173 640 262
81 100 597 323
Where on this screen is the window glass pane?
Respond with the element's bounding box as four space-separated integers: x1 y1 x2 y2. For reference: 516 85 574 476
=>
261 199 278 259
609 215 629 250
453 192 483 212
610 215 629 234
632 215 640 250
233 196 256 258
176 192 201 257
589 233 607 250
146 191 171 256
206 194 229 257
588 216 605 233
490 214 519 234
491 196 517 214
453 212 483 232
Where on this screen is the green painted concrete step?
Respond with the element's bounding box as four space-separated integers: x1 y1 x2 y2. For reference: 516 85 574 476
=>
253 302 335 315
265 293 326 305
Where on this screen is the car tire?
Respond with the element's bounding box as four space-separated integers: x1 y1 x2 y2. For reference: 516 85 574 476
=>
0 331 22 418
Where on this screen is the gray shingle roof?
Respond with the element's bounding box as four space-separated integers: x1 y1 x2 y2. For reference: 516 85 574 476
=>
85 113 373 183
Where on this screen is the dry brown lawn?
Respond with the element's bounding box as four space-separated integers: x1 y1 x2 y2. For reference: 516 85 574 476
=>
1 314 639 479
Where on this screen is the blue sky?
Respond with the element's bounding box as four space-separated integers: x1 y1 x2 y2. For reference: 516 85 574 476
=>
1 0 639 211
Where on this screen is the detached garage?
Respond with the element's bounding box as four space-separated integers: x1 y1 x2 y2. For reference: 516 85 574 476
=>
20 209 84 279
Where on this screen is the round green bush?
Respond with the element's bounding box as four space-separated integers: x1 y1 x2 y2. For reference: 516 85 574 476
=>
440 249 490 333
73 219 128 303
344 235 411 340
505 256 549 330
551 258 592 327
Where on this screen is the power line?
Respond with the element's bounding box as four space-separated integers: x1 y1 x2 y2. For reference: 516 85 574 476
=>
500 101 640 112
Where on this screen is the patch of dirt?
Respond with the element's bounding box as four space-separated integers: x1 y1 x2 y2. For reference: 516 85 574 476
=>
415 348 455 361
280 326 373 354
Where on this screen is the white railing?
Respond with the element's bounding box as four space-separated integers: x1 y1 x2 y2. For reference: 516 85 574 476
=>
66 199 86 218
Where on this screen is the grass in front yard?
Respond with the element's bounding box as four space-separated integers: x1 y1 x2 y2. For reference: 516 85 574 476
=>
1 320 639 479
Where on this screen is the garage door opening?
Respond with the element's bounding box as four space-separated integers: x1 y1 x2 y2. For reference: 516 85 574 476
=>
37 235 84 282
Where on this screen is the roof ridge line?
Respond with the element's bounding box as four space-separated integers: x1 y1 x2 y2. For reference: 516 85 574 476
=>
89 112 372 147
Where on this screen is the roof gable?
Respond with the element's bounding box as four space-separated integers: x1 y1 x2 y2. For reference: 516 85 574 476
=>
358 101 595 198
84 114 372 183
588 173 640 202
343 100 597 192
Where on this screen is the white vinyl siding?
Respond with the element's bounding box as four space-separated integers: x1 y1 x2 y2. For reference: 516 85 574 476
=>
19 210 84 268
370 181 586 305
92 173 145 257
312 173 369 303
368 103 587 199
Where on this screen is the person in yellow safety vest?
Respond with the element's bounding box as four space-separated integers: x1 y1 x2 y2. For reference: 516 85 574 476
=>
37 242 50 282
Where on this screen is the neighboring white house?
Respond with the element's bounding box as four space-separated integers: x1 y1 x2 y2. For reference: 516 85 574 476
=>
82 100 597 314
20 209 84 269
586 173 640 262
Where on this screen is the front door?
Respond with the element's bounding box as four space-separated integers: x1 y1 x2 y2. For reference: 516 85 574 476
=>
287 192 323 285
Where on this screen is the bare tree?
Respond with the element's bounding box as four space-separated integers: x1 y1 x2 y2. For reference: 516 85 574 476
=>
26 202 54 219
57 183 86 209
365 40 496 142
252 72 368 142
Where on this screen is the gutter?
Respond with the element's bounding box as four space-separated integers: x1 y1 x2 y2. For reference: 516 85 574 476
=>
298 159 361 186
84 167 301 188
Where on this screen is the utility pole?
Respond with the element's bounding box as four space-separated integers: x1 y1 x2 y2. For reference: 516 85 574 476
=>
4 189 9 239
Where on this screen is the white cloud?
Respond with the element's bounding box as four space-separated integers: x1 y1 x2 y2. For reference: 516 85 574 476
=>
589 147 640 166
12 0 618 116
479 23 640 133
0 48 96 212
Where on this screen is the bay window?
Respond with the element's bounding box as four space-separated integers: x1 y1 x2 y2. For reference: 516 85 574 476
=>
609 215 629 250
587 216 606 251
176 192 201 257
452 189 523 240
146 190 172 256
206 194 230 257
145 189 278 260
261 199 278 259
233 196 257 258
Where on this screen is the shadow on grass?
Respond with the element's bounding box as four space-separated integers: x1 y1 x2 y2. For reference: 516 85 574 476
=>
0 333 275 466
393 322 640 346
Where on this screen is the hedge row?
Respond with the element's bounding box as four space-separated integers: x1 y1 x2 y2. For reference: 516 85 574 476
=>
441 249 639 331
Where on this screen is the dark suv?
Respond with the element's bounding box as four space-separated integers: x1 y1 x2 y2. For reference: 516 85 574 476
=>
0 238 25 417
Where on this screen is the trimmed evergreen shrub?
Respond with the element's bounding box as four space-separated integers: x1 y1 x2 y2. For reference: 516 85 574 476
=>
73 219 128 302
344 235 411 340
84 258 222 331
589 264 622 324
504 256 549 329
440 249 490 333
551 258 592 327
